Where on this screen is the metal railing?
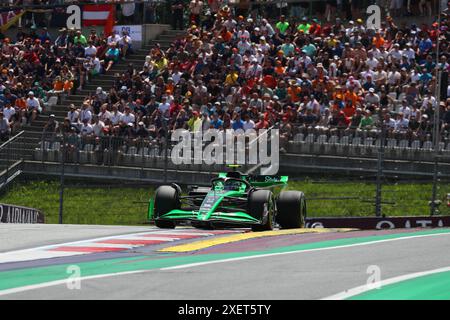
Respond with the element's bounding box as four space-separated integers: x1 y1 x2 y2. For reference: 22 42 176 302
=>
34 130 272 173
0 131 27 190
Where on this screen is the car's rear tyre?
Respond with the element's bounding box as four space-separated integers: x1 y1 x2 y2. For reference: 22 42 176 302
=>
154 186 180 229
248 190 275 232
276 191 306 229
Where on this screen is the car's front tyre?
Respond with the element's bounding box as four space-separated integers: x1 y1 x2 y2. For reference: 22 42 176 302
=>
248 190 275 232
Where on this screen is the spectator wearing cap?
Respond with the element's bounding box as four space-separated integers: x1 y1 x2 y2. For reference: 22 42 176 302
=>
26 91 41 124
365 88 380 106
134 121 149 139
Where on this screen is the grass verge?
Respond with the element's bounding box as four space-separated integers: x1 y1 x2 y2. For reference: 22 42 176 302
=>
0 179 448 225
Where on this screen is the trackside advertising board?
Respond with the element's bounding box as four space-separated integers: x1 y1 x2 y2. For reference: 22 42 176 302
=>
113 25 142 42
305 216 450 230
0 204 45 224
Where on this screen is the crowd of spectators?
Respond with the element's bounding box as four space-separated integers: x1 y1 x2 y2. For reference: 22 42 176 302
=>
1 1 450 153
0 20 134 141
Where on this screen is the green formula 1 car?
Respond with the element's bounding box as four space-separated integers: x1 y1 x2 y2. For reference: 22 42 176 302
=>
149 171 306 231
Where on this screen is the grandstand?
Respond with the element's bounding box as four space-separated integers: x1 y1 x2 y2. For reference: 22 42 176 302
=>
0 0 449 184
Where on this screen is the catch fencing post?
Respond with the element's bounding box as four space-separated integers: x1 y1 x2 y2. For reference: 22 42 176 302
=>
163 117 168 183
59 134 66 224
375 113 386 217
431 4 442 216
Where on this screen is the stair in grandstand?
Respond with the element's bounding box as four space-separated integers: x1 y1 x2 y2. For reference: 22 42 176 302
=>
15 28 187 161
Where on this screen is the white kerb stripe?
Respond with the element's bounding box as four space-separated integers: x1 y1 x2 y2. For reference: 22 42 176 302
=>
83 11 110 20
322 266 450 300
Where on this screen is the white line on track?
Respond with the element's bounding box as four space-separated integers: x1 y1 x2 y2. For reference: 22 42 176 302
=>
67 243 137 249
0 270 150 297
0 231 449 297
322 266 450 300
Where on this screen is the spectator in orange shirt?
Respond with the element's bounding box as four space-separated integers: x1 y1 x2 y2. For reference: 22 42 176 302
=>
15 96 27 111
333 85 345 101
165 77 175 94
52 76 64 93
63 80 73 94
373 32 385 49
344 89 359 106
220 26 233 42
274 60 285 76
287 82 302 103
343 100 356 118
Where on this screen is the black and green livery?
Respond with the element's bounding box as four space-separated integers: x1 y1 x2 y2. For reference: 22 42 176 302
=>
149 172 306 231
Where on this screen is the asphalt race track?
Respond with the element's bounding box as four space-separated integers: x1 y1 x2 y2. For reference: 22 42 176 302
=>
0 224 449 300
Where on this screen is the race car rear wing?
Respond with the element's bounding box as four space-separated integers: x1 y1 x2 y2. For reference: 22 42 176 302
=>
246 175 288 188
218 172 288 188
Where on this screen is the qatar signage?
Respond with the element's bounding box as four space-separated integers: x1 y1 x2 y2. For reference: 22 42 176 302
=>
305 216 450 230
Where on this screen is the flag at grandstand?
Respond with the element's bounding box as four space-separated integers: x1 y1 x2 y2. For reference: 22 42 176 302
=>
82 4 115 35
0 10 24 33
